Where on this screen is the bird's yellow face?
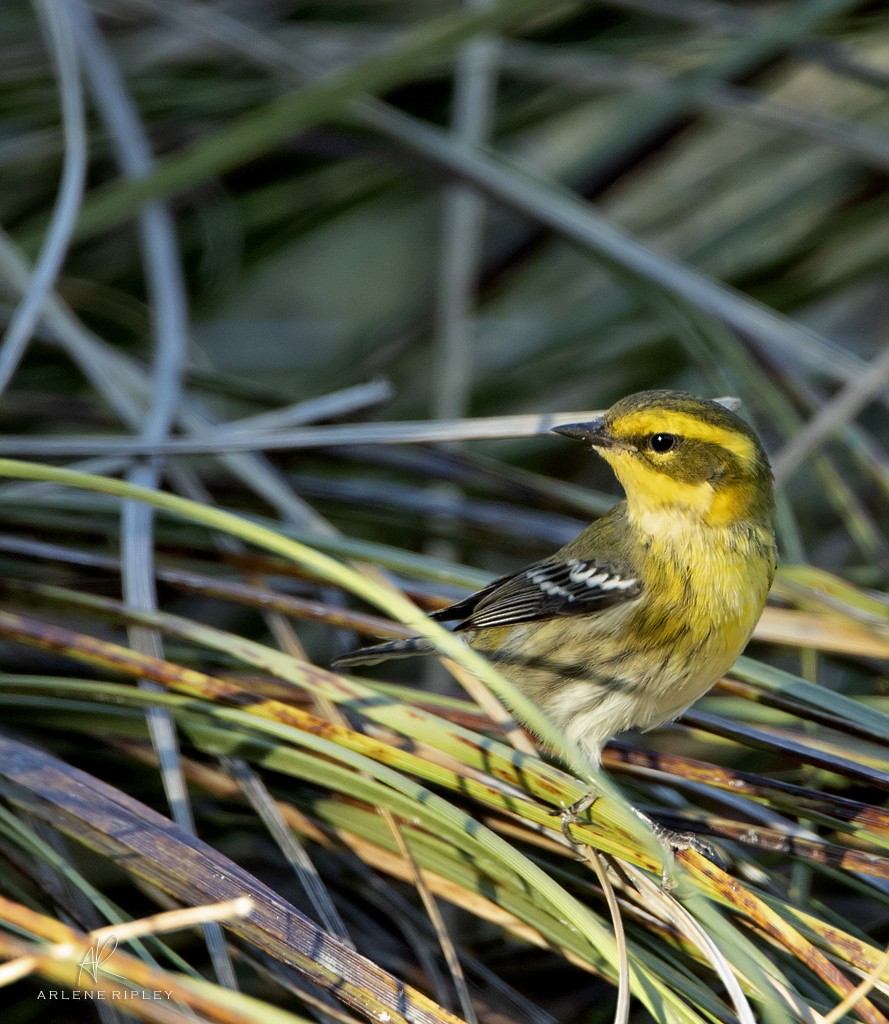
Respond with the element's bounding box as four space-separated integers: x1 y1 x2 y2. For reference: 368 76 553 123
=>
554 390 774 529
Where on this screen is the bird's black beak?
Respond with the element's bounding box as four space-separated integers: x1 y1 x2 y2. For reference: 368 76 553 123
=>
551 417 616 449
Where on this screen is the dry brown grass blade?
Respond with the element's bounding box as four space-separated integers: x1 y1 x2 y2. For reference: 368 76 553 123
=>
606 745 889 838
680 850 888 1024
754 607 889 659
777 905 889 991
682 816 889 878
0 734 469 1024
823 941 889 1024
772 568 889 625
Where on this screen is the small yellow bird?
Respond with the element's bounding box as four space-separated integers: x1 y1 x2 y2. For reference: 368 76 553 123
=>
335 390 776 767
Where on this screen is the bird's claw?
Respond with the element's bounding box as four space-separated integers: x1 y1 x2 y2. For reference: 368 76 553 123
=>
643 819 728 887
653 823 724 862
548 790 599 853
547 794 727 883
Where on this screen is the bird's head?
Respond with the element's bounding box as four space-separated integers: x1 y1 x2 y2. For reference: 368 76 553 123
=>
553 390 773 527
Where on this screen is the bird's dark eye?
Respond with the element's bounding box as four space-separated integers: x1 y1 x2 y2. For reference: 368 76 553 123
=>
649 433 677 453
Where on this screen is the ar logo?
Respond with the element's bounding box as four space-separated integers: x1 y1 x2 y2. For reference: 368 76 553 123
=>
77 934 126 986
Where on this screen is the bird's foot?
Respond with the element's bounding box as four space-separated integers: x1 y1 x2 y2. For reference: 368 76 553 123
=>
548 789 599 854
636 811 727 887
547 794 726 882
652 822 725 865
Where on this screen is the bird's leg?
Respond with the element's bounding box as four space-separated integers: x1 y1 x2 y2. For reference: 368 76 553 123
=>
633 808 726 887
548 791 725 883
548 788 600 851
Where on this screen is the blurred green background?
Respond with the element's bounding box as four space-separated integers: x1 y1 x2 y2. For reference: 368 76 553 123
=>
5 0 889 572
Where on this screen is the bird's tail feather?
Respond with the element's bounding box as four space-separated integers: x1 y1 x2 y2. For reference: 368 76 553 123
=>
331 636 434 669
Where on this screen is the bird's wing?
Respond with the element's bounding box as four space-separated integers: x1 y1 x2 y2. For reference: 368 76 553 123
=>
433 558 642 632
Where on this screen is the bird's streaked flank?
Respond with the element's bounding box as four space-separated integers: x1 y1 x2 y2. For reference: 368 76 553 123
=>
335 390 776 776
